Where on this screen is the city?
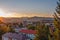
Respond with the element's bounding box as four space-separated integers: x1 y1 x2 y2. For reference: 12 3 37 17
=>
0 17 54 40
0 0 60 40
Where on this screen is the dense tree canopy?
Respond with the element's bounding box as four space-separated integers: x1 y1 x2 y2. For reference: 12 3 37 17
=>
54 0 60 40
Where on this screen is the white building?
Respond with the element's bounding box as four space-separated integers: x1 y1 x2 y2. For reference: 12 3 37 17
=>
2 33 28 40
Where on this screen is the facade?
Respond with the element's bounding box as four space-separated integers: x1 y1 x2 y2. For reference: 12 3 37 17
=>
2 33 28 40
20 29 37 40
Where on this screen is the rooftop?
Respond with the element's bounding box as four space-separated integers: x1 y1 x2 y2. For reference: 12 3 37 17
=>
20 29 37 34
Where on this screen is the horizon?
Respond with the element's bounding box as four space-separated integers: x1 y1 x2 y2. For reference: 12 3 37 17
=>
0 16 53 18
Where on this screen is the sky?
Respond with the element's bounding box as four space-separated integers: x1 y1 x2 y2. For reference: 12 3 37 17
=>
0 0 57 17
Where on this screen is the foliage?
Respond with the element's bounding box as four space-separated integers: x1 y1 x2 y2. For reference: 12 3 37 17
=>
54 0 60 40
0 26 10 33
0 25 10 40
34 23 50 40
27 24 35 30
9 27 15 33
54 0 60 29
19 23 23 28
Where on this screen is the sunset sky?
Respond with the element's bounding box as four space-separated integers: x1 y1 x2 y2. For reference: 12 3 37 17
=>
0 0 57 17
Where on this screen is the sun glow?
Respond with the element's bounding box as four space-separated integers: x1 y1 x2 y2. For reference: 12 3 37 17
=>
0 9 13 17
0 9 20 17
0 9 6 17
0 9 53 17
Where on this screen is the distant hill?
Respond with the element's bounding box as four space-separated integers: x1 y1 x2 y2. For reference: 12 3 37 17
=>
0 17 54 23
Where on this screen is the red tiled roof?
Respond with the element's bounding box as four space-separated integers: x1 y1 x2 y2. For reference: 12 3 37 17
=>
20 30 37 34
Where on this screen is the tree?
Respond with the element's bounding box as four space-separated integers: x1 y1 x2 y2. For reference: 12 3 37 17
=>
0 26 10 33
54 0 60 28
54 0 60 40
27 24 35 30
34 23 50 40
9 27 15 33
19 23 23 28
0 25 15 40
0 30 5 40
0 26 10 40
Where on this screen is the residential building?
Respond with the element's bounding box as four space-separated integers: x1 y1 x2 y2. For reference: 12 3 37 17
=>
2 33 28 40
20 29 37 40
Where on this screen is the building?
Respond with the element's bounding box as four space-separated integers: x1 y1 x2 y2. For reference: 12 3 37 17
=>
2 33 28 40
20 29 37 40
